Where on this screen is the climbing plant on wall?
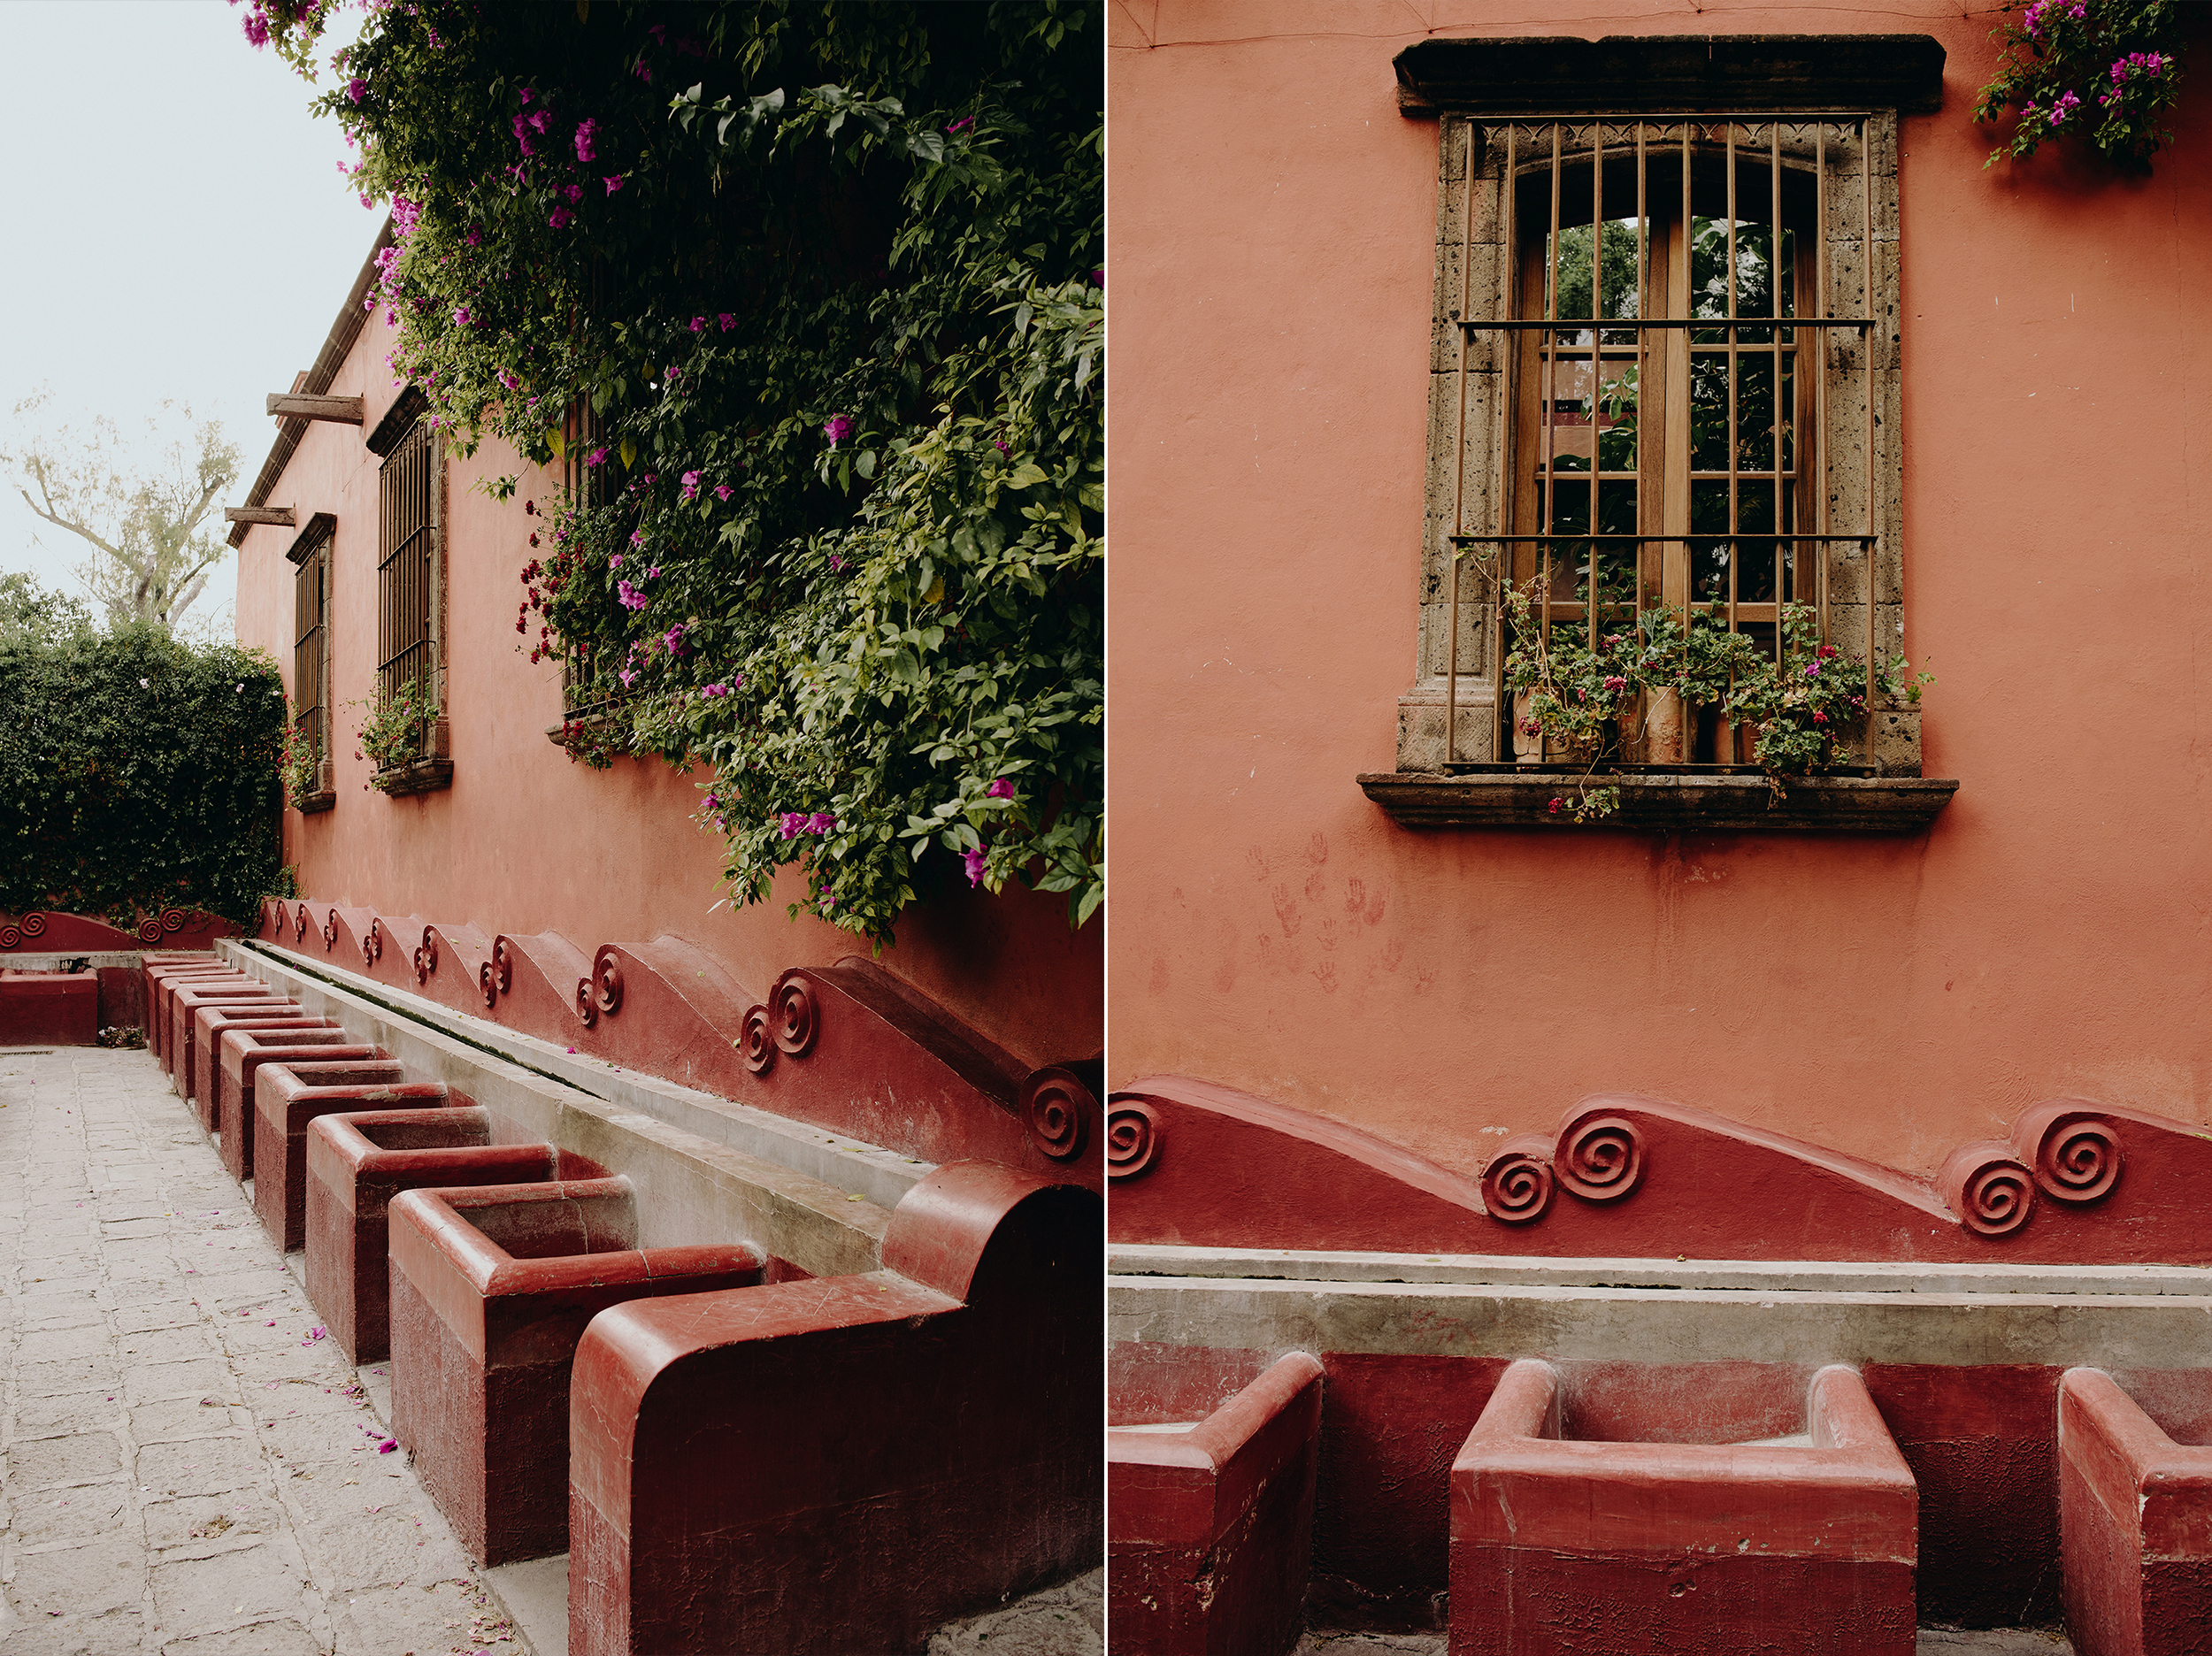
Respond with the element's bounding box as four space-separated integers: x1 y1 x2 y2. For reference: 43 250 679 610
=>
0 593 287 931
1977 0 2187 169
242 0 1102 946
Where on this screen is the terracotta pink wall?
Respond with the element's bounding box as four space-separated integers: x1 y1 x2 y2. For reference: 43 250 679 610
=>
1108 2 2212 1177
235 310 1099 1070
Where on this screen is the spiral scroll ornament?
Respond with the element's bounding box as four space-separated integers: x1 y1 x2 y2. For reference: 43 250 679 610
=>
419 928 438 975
135 916 163 945
2033 1116 2124 1205
739 1005 777 1075
575 976 597 1027
1480 1138 1556 1224
771 977 818 1058
1555 1115 1646 1202
1021 1068 1094 1162
479 961 498 1009
160 908 186 934
589 948 625 1017
490 937 512 996
295 903 311 942
323 909 339 951
1105 1101 1162 1181
1955 1154 2036 1238
20 912 47 939
413 947 429 986
365 918 384 967
0 924 18 951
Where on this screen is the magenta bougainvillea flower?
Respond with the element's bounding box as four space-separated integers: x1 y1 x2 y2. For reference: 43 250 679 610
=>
548 206 572 229
574 119 598 163
986 778 1014 799
347 77 367 104
823 414 855 448
712 484 733 501
964 847 987 886
604 174 626 194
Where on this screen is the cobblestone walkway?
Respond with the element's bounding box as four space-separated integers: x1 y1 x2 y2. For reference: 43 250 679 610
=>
0 1046 515 1656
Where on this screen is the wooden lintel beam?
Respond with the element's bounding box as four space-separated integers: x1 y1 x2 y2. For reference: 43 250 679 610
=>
224 506 296 527
265 393 365 425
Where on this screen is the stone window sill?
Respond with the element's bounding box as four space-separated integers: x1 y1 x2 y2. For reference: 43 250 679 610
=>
1358 769 1956 832
373 759 454 797
295 790 337 816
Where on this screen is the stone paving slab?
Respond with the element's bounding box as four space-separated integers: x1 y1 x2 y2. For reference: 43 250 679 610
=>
1293 1630 2074 1654
2 1044 1104 1656
0 1047 522 1656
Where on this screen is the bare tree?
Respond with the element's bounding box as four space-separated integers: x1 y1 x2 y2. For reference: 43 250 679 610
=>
2 394 241 632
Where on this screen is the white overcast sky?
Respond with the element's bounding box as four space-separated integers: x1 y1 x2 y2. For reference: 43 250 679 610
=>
0 1 378 635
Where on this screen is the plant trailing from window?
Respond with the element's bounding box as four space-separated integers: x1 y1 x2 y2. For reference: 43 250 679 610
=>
1503 582 1932 820
280 711 323 808
244 2 1101 945
349 676 442 790
0 593 286 930
1976 0 2186 170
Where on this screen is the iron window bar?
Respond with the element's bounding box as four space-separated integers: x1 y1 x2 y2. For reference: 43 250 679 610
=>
1441 111 1884 771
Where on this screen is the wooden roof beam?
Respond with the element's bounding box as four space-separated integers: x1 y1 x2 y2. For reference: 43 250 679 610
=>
224 505 296 527
265 393 365 425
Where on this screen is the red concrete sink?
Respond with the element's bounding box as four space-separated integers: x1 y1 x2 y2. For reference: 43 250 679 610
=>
2060 1366 2212 1656
215 1031 386 1181
304 1106 568 1363
253 1062 460 1251
168 983 288 1093
144 964 246 1069
188 1008 326 1128
1452 1360 1918 1655
1110 1351 1325 1656
0 974 98 1046
388 1177 765 1566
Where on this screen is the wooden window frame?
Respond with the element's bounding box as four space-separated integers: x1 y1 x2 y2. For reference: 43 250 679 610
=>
287 513 337 815
371 410 452 794
1367 35 1954 832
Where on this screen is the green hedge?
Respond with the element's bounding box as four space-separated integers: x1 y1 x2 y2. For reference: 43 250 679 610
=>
0 619 287 932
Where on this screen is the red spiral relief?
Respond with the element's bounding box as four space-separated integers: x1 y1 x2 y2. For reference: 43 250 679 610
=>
2032 1116 2123 1205
419 928 438 975
1480 1136 1556 1224
413 947 429 986
160 908 186 934
590 947 624 1016
0 924 19 951
367 919 383 964
268 900 285 936
19 912 47 939
1021 1068 1094 1162
574 976 598 1027
491 937 513 995
772 977 818 1057
323 908 339 951
295 903 312 941
1938 1141 2037 1238
135 917 163 945
739 1005 776 1075
1105 1101 1161 1180
479 961 498 1009
1555 1114 1645 1202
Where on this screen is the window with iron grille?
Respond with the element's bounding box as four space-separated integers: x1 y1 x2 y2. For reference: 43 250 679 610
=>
557 395 614 719
288 513 335 803
1399 106 1911 782
376 416 439 717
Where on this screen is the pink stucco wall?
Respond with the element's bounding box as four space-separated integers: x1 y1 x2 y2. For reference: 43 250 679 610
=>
234 307 1100 1070
1108 2 2212 1177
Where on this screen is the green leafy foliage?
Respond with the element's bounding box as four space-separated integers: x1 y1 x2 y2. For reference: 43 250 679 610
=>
1502 579 1932 819
347 676 442 789
1976 0 2186 170
251 0 1101 944
280 713 323 808
0 594 286 930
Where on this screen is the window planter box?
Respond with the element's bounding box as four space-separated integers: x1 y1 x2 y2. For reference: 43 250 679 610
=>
374 717 452 796
1358 768 1956 833
296 758 336 816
